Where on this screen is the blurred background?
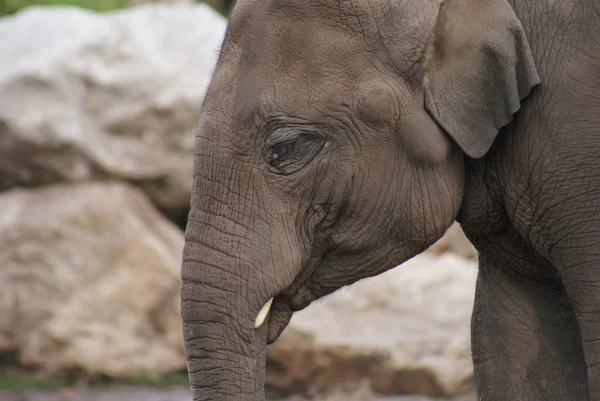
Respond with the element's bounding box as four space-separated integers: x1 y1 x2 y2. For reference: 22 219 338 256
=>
0 0 234 16
0 1 479 400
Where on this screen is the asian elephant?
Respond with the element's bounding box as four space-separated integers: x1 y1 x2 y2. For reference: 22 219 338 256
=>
181 0 600 399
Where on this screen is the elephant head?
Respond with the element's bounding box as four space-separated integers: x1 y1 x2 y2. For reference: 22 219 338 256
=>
181 0 540 399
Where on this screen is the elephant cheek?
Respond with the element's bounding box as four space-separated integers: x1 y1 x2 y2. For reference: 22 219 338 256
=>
396 111 455 165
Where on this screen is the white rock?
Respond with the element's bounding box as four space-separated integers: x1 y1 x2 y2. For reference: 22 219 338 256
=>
0 182 185 377
268 254 478 397
0 4 227 209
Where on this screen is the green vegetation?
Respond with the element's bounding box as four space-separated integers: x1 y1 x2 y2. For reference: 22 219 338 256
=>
203 0 233 14
0 374 67 391
0 0 127 16
0 371 190 391
97 371 191 388
0 0 234 18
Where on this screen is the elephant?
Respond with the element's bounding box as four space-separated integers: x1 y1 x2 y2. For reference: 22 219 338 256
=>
181 0 600 399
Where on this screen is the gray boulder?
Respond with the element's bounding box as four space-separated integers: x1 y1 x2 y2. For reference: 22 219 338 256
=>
0 4 226 210
268 253 478 398
0 182 185 377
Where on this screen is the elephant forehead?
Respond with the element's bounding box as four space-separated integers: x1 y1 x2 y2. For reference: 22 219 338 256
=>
232 0 376 29
206 0 427 131
225 0 380 63
218 0 434 99
208 38 373 129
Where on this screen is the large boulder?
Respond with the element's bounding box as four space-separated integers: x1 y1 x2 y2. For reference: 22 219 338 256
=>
0 182 185 377
0 4 226 211
267 253 478 398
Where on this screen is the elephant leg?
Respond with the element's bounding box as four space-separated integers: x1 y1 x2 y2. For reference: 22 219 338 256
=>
471 248 589 401
559 261 600 400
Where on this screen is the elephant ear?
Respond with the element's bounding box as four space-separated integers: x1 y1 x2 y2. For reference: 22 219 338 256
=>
423 0 541 159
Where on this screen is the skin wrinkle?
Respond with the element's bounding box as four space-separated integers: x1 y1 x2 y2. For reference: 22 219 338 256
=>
471 249 588 399
463 3 600 399
181 0 600 400
188 153 281 338
365 1 404 76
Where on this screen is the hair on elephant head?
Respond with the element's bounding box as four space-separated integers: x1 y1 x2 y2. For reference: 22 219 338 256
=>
181 0 539 399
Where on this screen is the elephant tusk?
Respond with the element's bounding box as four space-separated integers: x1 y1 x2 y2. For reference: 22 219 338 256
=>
254 298 274 329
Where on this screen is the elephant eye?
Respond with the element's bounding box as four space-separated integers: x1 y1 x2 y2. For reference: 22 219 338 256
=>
265 129 326 175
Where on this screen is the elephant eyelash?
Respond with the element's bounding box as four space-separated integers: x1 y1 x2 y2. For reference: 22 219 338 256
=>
264 129 327 175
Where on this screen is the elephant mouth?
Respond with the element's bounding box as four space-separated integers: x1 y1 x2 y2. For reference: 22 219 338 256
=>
265 295 293 344
266 285 318 344
265 253 326 344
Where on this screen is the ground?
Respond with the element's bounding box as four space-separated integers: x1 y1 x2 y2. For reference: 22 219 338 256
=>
0 386 476 401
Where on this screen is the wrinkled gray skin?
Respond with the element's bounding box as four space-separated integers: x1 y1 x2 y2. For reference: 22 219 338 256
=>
181 0 600 399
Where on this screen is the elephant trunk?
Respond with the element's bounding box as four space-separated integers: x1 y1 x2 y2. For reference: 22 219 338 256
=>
181 213 269 401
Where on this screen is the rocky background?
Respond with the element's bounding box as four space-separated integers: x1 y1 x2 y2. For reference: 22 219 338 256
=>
0 2 479 401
